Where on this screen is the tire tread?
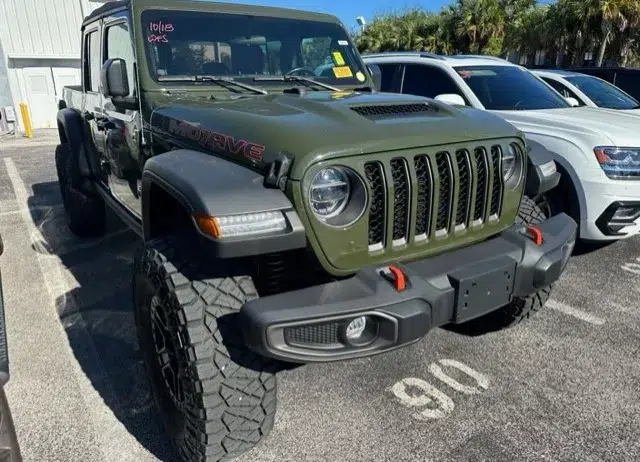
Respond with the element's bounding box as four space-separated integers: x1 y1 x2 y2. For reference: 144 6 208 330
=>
133 235 276 462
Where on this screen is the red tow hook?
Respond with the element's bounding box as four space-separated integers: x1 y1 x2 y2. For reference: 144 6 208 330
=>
526 225 543 246
381 265 407 292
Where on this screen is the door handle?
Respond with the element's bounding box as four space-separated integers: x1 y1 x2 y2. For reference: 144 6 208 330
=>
95 117 116 131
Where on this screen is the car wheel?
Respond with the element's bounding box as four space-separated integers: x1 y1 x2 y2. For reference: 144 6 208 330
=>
133 234 277 462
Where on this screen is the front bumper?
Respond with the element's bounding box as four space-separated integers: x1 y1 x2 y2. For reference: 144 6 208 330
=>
581 177 640 240
240 213 577 363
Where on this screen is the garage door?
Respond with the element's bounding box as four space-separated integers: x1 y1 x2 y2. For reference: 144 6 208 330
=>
22 67 57 129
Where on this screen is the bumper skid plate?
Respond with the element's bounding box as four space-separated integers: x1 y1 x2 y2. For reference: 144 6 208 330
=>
240 213 577 363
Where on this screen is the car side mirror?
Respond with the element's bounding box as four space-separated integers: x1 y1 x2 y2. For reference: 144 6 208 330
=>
565 97 580 107
101 58 139 110
435 93 466 106
101 58 129 97
366 64 382 92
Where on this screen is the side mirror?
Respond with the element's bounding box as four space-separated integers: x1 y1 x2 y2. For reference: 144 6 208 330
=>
366 64 382 92
565 97 580 107
435 93 466 106
101 58 129 97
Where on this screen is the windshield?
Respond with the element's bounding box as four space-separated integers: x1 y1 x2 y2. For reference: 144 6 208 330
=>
140 10 368 88
454 65 569 110
565 75 640 110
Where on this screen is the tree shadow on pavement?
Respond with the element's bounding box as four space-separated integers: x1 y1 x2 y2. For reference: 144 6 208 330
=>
27 181 177 461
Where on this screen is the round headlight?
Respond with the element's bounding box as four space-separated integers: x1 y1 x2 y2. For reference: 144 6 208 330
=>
309 167 350 219
307 166 368 227
501 144 524 189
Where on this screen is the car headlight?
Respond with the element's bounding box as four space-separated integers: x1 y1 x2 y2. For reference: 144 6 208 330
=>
594 147 640 179
308 166 367 227
501 143 524 190
310 167 350 218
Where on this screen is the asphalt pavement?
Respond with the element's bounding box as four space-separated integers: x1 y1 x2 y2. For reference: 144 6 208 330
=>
1 134 639 462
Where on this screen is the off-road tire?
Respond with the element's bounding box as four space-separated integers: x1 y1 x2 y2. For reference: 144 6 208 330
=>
457 195 552 334
133 234 277 462
55 143 106 237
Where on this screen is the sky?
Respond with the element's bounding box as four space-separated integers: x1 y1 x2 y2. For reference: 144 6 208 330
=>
222 0 556 33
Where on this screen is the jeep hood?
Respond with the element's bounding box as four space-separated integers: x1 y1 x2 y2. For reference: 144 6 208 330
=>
148 91 520 179
492 107 640 146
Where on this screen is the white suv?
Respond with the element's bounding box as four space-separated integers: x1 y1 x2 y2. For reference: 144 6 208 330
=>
532 69 640 114
362 52 640 241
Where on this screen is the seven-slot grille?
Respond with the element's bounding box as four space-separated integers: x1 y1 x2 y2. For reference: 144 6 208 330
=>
364 144 506 251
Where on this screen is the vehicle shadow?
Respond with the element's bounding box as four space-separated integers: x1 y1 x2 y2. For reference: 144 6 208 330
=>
26 181 298 461
27 181 177 461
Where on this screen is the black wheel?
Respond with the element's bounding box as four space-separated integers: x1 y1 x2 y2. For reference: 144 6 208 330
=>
133 234 277 462
55 143 106 237
455 196 553 335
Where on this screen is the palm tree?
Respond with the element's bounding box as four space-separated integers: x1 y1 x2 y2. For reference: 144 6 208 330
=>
574 0 629 67
455 0 506 53
618 0 640 66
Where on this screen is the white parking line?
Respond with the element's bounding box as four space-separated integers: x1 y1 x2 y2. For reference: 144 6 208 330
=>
547 299 605 325
0 204 64 217
4 157 148 462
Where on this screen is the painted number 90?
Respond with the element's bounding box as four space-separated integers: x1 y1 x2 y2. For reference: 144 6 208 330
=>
390 359 489 421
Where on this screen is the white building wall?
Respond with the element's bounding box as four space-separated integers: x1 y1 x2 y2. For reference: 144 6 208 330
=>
0 0 105 129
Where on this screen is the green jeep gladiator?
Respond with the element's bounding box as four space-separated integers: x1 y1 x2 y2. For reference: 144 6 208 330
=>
56 0 576 460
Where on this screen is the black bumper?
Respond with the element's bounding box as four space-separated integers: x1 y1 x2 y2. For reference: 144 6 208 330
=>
240 213 577 363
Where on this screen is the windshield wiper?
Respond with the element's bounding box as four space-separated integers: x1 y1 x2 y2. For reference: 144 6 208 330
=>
253 75 340 92
157 75 268 95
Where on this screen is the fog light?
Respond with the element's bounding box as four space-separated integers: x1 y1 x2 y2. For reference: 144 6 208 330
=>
340 315 378 347
345 316 367 340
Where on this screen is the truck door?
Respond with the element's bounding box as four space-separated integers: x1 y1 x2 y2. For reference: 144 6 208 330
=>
100 12 143 217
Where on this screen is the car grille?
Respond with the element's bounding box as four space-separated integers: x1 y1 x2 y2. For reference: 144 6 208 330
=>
364 143 505 251
284 321 342 348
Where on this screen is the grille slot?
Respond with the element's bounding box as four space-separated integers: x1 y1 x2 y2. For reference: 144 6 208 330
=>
390 158 410 244
414 155 433 239
473 148 489 222
435 152 453 233
284 322 341 348
490 146 503 217
351 103 432 119
455 150 472 228
362 142 510 253
364 162 386 249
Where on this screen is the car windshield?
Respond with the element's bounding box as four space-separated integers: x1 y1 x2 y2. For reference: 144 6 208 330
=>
454 65 570 110
140 10 368 88
565 75 640 110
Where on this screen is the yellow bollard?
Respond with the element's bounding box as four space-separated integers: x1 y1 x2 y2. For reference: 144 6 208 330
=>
19 103 33 139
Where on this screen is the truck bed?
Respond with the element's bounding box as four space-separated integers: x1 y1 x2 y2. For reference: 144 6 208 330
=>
61 86 85 112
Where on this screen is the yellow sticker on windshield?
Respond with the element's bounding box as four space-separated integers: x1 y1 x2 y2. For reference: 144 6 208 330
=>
331 90 353 99
332 51 346 66
332 66 353 79
356 71 366 82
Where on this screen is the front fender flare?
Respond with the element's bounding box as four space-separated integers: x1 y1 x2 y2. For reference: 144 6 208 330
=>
524 139 561 197
141 149 306 258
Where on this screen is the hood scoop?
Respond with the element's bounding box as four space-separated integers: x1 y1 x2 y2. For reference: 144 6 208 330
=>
350 102 436 120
